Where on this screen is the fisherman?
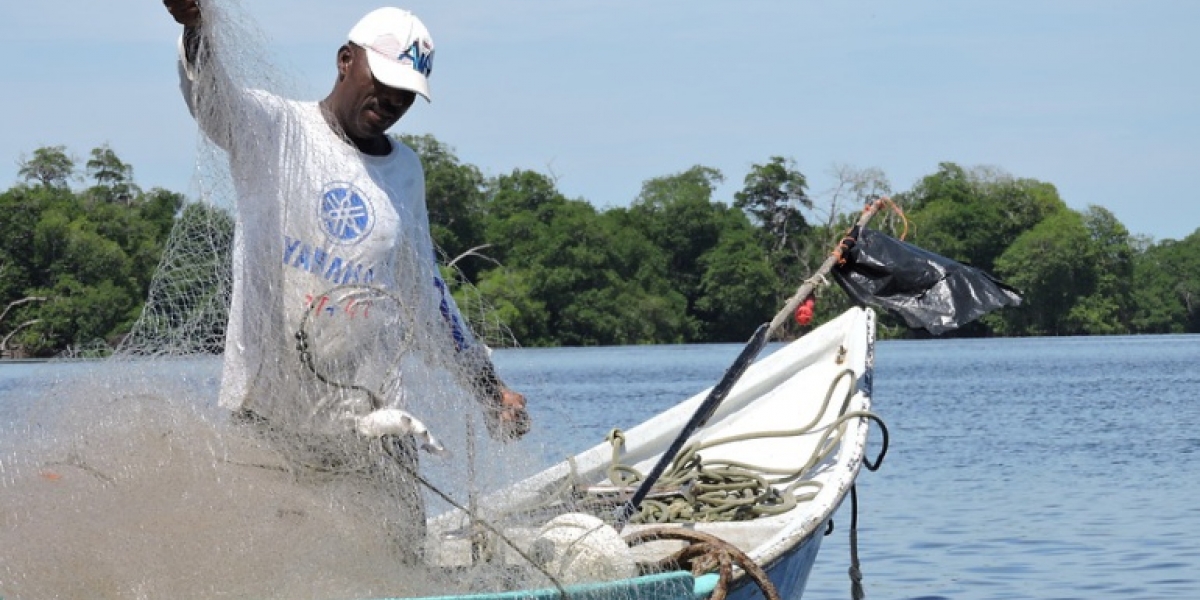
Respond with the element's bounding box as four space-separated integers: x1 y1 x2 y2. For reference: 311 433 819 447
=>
161 0 529 560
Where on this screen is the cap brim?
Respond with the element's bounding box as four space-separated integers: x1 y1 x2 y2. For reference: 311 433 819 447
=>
364 49 431 102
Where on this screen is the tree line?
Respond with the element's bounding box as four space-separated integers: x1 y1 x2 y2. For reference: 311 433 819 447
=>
1 140 1196 357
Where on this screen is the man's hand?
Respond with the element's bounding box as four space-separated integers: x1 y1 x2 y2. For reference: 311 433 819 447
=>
486 386 530 441
163 0 202 27
472 358 530 441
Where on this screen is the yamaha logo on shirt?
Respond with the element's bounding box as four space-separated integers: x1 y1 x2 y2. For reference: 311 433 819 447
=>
319 182 375 245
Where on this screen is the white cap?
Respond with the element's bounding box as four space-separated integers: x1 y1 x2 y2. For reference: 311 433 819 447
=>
348 7 434 101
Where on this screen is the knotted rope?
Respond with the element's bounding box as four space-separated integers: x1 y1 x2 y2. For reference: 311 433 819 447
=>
625 528 781 600
602 369 881 524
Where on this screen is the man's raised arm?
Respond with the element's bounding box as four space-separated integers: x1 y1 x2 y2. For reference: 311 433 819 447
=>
162 0 246 152
164 0 202 61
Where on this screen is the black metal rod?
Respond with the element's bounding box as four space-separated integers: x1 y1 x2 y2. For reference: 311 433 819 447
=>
613 323 770 531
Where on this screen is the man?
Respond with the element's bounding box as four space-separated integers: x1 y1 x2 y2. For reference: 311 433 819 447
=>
162 1 529 558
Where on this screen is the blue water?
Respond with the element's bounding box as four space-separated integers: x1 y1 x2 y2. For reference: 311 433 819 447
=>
2 334 1198 599
491 335 1200 600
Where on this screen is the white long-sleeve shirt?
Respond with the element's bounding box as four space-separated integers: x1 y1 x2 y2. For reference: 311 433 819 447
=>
178 40 479 432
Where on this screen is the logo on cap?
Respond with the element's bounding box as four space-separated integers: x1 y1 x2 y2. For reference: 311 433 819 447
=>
399 40 434 78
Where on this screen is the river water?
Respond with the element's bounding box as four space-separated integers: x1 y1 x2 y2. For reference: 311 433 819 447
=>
494 333 1200 600
2 332 1198 599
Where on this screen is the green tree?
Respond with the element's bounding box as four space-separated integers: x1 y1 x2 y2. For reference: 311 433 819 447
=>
17 146 76 189
20 277 135 355
734 157 813 255
0 295 48 358
3 141 1192 350
15 214 138 354
733 157 825 322
0 185 59 299
623 166 725 339
900 163 1065 274
532 200 677 346
580 211 689 344
694 219 780 341
0 149 192 355
1063 206 1135 334
471 268 548 346
139 188 187 240
477 169 685 345
85 144 141 205
618 165 788 342
993 210 1097 335
1130 229 1200 333
483 169 570 263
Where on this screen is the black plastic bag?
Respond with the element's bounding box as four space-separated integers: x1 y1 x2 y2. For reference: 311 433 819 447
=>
832 227 1022 335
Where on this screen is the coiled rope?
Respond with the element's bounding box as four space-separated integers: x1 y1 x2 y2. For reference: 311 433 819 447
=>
602 369 882 524
625 528 781 600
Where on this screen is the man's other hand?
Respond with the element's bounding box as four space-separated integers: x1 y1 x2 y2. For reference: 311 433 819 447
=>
487 387 530 441
163 0 202 27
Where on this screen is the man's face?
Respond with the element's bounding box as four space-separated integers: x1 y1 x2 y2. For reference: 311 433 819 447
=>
337 44 417 139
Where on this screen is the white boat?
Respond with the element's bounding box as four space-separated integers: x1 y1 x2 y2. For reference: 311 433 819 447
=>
422 307 880 600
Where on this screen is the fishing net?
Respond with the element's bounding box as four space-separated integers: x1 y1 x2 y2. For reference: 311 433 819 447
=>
0 2 586 598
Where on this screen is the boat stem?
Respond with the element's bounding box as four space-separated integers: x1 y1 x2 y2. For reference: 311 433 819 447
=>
613 199 888 531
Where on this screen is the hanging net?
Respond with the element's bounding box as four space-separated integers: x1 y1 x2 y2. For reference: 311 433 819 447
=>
0 2 574 598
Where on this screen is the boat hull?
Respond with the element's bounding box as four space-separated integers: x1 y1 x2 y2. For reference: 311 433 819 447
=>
424 308 876 600
728 517 827 600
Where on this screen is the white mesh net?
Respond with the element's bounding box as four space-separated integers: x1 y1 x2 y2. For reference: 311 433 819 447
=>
0 2 594 598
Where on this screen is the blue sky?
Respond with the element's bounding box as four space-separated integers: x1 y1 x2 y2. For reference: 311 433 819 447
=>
2 1 1197 241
